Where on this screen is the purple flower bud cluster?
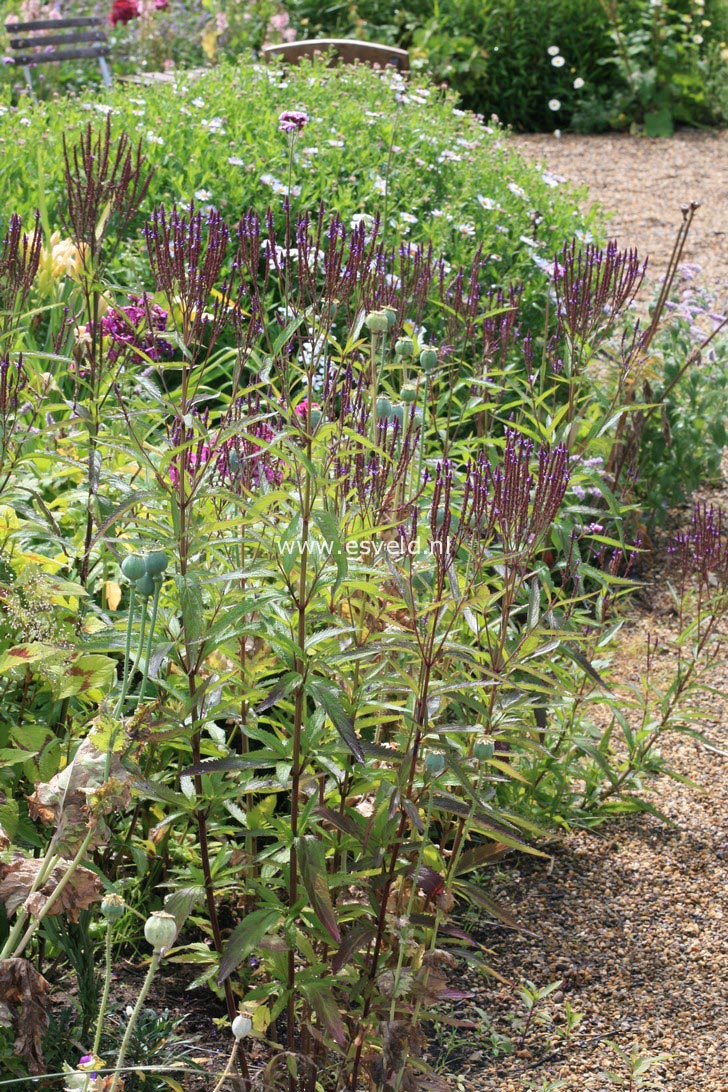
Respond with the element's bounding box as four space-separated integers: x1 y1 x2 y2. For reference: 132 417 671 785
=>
144 202 236 358
62 116 151 268
96 294 173 364
554 239 646 346
168 410 211 491
669 503 728 589
0 352 26 420
214 395 284 492
0 211 42 319
485 430 571 557
333 395 421 529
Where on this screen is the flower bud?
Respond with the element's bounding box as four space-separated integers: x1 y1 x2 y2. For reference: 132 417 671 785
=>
121 554 146 582
419 345 438 372
365 310 389 335
100 893 125 923
232 1013 252 1040
144 910 177 951
144 550 169 577
394 336 414 359
424 752 446 777
135 573 155 599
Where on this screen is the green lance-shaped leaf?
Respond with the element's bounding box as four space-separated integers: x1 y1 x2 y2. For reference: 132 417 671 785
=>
307 679 365 763
296 834 341 944
312 509 348 592
217 907 280 984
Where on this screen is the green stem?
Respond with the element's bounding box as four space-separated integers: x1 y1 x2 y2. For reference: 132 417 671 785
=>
0 851 61 960
115 583 137 715
11 826 96 959
211 1043 239 1092
109 947 162 1092
137 580 162 707
287 441 313 1069
93 924 113 1056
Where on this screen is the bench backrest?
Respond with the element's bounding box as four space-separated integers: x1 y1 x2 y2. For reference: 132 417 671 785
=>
261 38 409 72
5 16 112 90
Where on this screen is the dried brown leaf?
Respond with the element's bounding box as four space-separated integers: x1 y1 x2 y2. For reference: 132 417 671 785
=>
26 736 132 852
0 856 102 921
0 957 50 1074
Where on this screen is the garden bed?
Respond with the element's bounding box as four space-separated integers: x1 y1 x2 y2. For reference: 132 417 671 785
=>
0 59 726 1092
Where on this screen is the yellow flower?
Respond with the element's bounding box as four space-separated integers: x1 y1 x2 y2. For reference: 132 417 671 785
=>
37 231 87 293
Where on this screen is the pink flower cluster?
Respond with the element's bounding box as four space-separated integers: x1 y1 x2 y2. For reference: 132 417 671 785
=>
98 294 173 364
278 110 309 134
168 420 283 493
110 0 167 26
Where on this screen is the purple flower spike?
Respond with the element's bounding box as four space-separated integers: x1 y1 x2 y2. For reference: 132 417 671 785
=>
278 110 308 134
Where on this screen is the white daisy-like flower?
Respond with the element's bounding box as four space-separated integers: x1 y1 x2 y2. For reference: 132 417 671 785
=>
227 156 245 167
477 194 496 210
547 45 560 56
573 77 585 89
194 189 212 202
548 99 561 111
693 33 704 44
400 212 418 224
551 55 565 67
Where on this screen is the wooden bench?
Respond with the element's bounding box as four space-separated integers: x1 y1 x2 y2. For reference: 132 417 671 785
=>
261 39 409 72
4 16 112 94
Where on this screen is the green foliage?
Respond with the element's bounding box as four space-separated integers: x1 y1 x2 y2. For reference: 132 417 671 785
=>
601 1040 673 1088
0 60 599 304
287 0 728 133
636 279 728 514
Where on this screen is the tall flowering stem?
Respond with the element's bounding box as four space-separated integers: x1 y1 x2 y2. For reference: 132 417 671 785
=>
60 119 152 586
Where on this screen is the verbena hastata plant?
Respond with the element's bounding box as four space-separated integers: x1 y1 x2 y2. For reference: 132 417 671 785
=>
0 115 722 1091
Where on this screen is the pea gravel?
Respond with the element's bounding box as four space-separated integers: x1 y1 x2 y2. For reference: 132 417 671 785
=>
435 131 728 1092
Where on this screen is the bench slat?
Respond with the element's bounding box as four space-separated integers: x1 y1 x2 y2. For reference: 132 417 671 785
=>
9 31 107 49
13 45 111 66
6 17 104 32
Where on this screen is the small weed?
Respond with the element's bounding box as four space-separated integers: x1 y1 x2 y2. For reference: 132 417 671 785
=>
601 1040 673 1090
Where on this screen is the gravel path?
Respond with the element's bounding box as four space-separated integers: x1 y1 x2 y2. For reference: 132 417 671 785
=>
436 131 728 1092
511 130 728 307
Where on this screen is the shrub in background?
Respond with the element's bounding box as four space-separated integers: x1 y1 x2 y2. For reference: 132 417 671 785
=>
0 60 601 311
286 0 728 132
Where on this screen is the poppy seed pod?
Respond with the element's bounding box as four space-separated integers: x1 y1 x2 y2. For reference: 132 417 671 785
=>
232 1013 252 1040
144 910 177 951
121 554 146 582
394 336 414 359
419 345 438 372
144 550 169 577
100 893 125 923
135 573 156 599
365 310 389 335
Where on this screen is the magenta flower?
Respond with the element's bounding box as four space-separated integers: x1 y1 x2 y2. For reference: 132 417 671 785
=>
278 110 308 134
92 294 173 365
293 399 321 418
